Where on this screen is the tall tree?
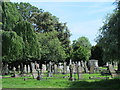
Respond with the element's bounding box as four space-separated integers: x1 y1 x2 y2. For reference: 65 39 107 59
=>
97 1 120 70
2 30 23 63
13 20 41 62
37 31 66 63
2 2 22 31
72 36 91 62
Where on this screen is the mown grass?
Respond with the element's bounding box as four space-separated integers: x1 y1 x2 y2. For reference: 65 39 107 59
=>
2 73 120 89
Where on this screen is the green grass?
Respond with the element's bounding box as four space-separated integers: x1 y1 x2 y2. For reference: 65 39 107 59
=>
2 73 120 89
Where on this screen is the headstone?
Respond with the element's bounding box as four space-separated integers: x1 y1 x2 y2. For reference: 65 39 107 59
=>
47 61 53 77
108 64 117 78
89 60 99 73
27 65 30 73
42 64 46 73
69 60 74 81
11 67 19 77
54 64 58 74
67 66 70 73
84 61 88 73
18 65 20 73
31 63 38 79
81 61 85 72
58 63 63 73
77 61 82 80
63 62 67 74
24 65 27 73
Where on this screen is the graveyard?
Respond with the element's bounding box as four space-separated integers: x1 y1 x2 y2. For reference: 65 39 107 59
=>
1 1 120 89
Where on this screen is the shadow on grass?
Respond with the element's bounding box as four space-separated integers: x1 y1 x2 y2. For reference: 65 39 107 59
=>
69 78 120 89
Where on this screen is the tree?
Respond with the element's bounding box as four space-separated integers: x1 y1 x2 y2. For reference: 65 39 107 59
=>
37 31 66 63
15 2 41 20
30 11 71 61
2 30 23 63
2 2 22 31
72 36 91 62
90 45 104 66
97 1 120 70
13 20 41 61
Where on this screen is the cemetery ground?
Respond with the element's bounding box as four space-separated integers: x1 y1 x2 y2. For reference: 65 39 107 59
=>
2 72 120 89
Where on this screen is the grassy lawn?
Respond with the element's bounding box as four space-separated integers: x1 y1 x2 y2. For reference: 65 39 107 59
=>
2 73 120 89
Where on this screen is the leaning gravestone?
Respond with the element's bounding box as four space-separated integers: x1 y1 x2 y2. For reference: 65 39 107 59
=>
108 64 117 78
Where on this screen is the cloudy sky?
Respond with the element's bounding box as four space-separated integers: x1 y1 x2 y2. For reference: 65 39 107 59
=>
11 0 116 45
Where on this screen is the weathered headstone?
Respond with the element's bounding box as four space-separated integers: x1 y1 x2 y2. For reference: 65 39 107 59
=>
89 60 99 73
81 61 85 72
69 59 74 81
11 67 19 77
77 61 82 80
24 65 27 73
47 61 53 77
108 64 117 78
63 62 67 74
42 64 46 73
54 64 58 74
58 63 63 73
31 63 38 79
84 61 88 73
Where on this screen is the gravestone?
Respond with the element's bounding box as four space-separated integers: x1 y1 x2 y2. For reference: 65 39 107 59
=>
84 61 88 73
42 64 46 73
81 61 85 72
77 61 82 80
54 64 58 74
108 64 117 78
18 65 20 73
58 63 63 73
31 63 38 79
63 62 67 74
48 61 53 77
89 60 99 73
24 65 27 73
69 59 74 81
67 66 70 73
27 65 30 73
11 67 19 77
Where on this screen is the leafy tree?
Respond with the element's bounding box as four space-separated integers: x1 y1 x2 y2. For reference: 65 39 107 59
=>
37 31 66 63
15 2 41 20
90 45 104 66
2 2 22 31
2 30 23 63
30 11 71 61
13 20 41 61
72 46 90 62
72 36 91 62
97 1 120 70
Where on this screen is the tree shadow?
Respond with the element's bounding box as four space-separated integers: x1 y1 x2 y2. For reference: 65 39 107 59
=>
68 78 120 89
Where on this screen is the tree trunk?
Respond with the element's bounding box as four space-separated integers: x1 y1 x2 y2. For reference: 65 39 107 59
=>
118 61 120 71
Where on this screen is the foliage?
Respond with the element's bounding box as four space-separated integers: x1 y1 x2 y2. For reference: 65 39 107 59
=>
96 1 120 63
13 20 41 61
15 2 41 20
1 30 23 63
37 31 66 63
90 45 105 66
72 36 91 61
2 2 22 31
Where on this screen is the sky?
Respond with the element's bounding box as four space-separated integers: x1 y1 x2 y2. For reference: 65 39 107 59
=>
11 0 116 45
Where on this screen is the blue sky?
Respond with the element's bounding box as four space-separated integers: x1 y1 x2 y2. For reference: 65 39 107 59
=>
11 0 116 45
